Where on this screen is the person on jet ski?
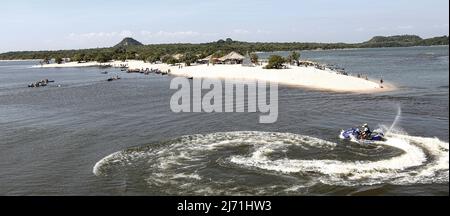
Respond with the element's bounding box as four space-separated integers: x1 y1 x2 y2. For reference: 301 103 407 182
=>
361 123 372 139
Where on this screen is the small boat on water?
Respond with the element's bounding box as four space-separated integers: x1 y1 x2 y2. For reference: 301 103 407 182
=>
127 69 140 73
107 76 121 82
28 83 46 88
28 79 54 88
101 71 108 74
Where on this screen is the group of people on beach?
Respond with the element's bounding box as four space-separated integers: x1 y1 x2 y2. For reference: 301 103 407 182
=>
356 73 369 80
303 61 386 89
127 67 170 75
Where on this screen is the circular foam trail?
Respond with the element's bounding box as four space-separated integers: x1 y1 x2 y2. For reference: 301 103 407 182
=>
93 131 448 195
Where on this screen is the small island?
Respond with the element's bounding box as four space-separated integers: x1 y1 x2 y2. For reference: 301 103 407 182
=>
2 35 447 93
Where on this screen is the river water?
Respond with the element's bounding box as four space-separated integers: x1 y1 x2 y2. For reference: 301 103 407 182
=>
0 46 448 195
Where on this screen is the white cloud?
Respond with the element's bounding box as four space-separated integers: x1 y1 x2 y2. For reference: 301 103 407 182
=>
65 31 136 48
140 30 152 36
256 29 272 34
66 30 134 41
232 29 250 34
139 31 223 43
354 26 389 33
397 25 414 30
157 31 200 37
68 31 118 40
140 30 202 38
119 30 134 37
432 23 449 29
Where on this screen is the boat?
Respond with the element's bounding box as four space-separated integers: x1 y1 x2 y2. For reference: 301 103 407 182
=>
28 83 46 88
28 79 53 88
107 76 121 82
127 69 140 73
339 127 385 143
101 71 108 74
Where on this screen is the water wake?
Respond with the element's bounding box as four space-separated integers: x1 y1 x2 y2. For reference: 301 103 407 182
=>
93 130 448 195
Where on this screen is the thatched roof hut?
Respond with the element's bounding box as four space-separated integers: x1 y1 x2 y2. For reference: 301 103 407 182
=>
200 55 213 61
197 54 216 64
218 51 245 64
172 54 184 60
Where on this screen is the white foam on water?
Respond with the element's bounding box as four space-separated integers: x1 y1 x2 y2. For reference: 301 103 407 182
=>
93 151 124 176
230 132 448 186
389 134 449 184
171 173 202 180
92 130 449 195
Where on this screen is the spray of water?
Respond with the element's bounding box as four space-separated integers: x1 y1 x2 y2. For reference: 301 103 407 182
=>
381 105 402 134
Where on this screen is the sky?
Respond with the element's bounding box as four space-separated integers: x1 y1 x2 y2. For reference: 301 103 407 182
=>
0 0 448 53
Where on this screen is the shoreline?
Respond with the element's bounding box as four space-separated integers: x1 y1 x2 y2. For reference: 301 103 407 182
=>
32 60 394 93
0 59 41 62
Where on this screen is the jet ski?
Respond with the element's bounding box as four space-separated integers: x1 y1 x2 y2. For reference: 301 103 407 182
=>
339 127 385 143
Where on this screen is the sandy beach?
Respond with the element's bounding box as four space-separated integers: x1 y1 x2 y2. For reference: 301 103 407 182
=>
34 60 393 93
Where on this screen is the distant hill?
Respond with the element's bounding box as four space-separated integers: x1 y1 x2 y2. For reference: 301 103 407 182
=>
365 35 423 44
114 37 143 48
419 36 449 46
361 35 448 48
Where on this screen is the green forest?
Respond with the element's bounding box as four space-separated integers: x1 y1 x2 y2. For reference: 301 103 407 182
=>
0 35 448 63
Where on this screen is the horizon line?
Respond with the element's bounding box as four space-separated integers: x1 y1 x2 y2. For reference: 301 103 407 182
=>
1 34 448 54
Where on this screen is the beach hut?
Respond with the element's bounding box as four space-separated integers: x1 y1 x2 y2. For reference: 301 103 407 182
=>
172 54 184 60
197 55 214 64
218 51 245 64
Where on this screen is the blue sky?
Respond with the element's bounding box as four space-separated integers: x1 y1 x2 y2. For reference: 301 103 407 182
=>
1 0 448 52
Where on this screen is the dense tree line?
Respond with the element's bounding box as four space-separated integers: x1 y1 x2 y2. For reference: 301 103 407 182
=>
0 35 448 61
